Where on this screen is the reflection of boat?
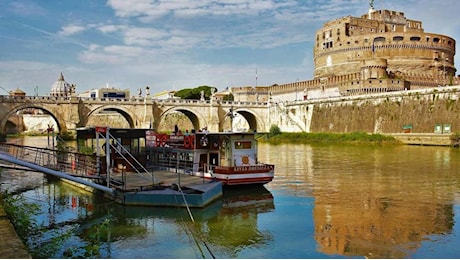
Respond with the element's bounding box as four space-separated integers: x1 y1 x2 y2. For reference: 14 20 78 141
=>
146 132 275 186
222 185 275 213
197 186 275 256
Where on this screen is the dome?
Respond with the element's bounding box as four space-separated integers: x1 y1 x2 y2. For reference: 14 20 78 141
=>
50 72 72 97
9 88 26 96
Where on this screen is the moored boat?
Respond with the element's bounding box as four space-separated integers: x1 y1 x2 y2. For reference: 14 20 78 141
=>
75 126 224 207
146 131 275 185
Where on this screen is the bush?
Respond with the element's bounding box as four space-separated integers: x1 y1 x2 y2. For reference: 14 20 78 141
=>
269 125 281 137
58 131 74 141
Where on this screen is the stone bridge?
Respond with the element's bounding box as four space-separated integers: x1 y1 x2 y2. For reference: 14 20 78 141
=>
2 85 460 136
0 96 271 135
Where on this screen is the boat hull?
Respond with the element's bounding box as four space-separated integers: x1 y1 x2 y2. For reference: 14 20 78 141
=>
192 164 275 186
118 182 223 208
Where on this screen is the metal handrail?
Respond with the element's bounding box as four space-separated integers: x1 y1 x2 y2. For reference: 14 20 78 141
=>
0 143 100 178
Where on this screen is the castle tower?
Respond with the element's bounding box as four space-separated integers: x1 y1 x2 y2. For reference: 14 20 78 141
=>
313 5 456 90
231 3 457 101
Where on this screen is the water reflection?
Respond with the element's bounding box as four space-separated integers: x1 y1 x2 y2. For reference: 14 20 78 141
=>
261 143 460 258
198 186 274 257
2 137 460 258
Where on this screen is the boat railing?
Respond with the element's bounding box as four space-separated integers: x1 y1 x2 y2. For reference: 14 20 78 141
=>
103 132 156 183
0 142 101 177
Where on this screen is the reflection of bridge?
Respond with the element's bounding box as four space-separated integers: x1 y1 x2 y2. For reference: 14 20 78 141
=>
0 95 271 134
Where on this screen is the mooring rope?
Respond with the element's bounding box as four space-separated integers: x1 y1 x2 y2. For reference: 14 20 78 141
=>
174 183 195 223
174 183 216 259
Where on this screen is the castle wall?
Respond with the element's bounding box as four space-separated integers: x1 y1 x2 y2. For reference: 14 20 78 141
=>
270 86 460 134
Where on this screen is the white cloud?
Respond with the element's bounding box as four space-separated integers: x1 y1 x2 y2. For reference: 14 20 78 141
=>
103 45 145 56
122 27 169 46
58 25 86 36
97 24 126 34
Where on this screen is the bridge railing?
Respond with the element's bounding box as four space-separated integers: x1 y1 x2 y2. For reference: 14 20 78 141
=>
0 143 102 178
0 94 272 107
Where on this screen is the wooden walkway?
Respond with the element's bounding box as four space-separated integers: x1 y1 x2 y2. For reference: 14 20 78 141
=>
0 205 31 259
110 170 209 191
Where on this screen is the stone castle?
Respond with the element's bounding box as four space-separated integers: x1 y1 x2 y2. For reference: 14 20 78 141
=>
232 3 457 103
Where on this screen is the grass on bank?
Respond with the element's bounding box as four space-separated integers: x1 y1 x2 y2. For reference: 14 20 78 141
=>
4 130 74 141
259 125 400 145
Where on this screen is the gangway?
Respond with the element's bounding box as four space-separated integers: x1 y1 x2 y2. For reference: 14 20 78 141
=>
0 143 102 177
0 144 113 193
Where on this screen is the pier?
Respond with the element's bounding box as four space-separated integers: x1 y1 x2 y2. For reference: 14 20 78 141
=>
0 142 222 208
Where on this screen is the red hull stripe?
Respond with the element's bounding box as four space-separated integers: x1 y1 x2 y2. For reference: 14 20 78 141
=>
204 176 273 185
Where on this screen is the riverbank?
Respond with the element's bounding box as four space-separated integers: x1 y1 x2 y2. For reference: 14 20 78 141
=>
259 132 455 146
0 204 31 259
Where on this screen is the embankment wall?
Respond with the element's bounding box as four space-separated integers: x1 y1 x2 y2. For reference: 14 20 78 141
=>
279 87 460 135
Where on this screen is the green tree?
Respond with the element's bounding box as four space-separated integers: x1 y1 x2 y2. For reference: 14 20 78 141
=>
174 86 217 100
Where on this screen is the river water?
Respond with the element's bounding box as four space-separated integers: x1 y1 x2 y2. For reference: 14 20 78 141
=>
1 137 460 258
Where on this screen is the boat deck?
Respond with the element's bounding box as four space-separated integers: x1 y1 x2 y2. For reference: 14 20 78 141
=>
109 170 209 191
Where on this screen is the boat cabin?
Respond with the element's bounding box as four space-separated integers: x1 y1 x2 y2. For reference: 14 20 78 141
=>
76 127 149 172
146 132 270 177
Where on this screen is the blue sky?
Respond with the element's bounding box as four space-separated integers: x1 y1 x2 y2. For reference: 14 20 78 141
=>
0 0 459 96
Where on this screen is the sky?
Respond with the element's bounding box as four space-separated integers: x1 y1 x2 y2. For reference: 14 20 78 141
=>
0 0 459 96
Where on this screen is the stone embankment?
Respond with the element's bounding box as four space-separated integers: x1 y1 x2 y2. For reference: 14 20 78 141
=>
388 133 453 146
0 204 31 258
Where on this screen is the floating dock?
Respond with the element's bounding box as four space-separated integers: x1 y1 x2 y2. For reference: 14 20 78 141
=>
0 149 223 208
107 170 223 208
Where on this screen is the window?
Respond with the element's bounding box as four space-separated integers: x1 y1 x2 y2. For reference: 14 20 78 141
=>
410 36 421 41
235 141 252 149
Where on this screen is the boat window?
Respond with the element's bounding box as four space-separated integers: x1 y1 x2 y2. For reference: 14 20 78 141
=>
234 141 252 149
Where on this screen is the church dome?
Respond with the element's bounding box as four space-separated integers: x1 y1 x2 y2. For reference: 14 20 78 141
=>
51 72 72 97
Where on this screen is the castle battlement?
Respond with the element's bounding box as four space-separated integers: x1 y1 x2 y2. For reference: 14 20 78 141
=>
232 5 457 102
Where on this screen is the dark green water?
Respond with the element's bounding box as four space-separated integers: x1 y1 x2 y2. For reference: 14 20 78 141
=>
1 137 460 258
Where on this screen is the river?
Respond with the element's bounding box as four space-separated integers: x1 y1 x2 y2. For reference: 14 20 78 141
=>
1 137 460 258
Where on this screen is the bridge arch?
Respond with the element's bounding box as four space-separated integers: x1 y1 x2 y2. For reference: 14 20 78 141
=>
227 108 265 132
156 107 207 132
0 104 64 135
84 105 136 128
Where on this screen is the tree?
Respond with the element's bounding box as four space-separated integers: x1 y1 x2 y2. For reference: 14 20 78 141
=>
174 85 217 100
